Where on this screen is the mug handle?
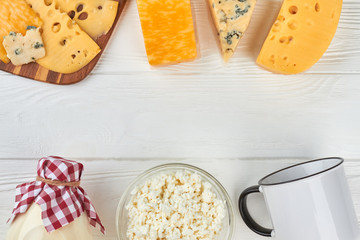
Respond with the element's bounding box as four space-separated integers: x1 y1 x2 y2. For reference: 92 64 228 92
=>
238 185 273 237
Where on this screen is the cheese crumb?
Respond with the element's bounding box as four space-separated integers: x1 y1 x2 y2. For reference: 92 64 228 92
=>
126 171 226 240
2 27 45 66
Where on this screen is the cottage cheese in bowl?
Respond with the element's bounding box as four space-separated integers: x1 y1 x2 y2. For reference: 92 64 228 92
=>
116 164 235 240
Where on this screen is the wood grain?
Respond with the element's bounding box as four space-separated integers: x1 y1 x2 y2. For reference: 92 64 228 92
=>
0 158 358 239
1 0 358 159
0 0 127 85
1 73 360 159
0 0 359 238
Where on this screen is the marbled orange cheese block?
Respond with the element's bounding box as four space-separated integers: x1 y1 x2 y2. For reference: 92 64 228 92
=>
137 0 197 66
257 0 342 74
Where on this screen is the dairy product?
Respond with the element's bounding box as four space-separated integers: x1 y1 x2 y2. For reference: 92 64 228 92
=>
136 0 197 66
256 0 342 74
3 27 45 66
0 0 42 63
51 0 118 39
26 0 101 73
6 204 92 240
126 170 226 240
208 0 257 61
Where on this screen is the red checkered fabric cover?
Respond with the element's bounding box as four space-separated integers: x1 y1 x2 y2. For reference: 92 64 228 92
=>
8 156 105 233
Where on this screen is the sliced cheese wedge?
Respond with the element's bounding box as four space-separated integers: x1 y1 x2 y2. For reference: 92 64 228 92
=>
26 0 100 74
257 0 342 74
208 0 257 62
0 0 42 64
53 0 118 40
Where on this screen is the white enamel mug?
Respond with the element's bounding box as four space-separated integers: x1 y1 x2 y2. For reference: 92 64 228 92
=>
239 157 360 240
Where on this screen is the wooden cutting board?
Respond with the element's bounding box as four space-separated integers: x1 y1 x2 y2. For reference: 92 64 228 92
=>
0 0 127 85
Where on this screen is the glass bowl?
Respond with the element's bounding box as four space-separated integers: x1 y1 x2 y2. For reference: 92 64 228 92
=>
116 163 235 240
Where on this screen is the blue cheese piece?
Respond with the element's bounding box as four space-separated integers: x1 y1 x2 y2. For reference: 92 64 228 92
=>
208 0 257 61
2 27 45 66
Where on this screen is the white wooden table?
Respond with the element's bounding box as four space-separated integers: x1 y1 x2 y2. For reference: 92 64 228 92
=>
0 0 359 239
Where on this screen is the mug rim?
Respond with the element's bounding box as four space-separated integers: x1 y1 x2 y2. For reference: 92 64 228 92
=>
258 157 344 186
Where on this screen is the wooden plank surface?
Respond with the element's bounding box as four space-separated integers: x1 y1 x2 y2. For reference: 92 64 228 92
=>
1 74 360 158
0 0 359 160
0 158 359 239
0 0 360 239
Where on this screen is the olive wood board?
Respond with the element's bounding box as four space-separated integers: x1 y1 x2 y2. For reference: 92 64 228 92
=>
0 0 126 85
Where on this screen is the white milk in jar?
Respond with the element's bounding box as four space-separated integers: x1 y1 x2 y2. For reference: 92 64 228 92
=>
6 156 105 240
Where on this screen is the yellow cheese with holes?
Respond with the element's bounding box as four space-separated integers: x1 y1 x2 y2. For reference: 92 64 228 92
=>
208 0 257 62
256 0 342 74
52 0 118 40
25 0 100 73
137 0 197 66
0 0 42 64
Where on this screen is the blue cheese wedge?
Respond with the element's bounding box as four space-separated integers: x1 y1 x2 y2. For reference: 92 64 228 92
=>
2 27 45 66
208 0 257 61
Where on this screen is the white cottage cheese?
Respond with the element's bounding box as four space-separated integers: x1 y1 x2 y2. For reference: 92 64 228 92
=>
126 171 226 240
